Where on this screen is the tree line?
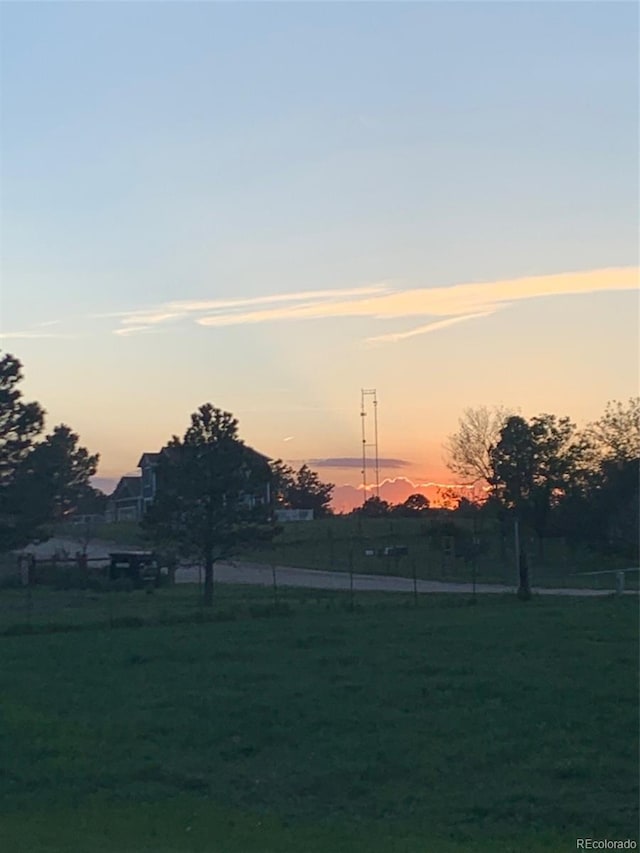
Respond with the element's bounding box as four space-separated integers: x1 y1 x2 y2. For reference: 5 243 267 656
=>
2 351 637 605
445 401 639 597
0 353 335 606
0 353 101 551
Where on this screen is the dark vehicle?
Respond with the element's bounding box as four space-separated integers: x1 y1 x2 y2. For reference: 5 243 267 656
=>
109 551 161 588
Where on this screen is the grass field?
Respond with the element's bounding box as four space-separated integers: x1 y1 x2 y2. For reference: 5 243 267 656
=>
1 588 637 852
0 583 351 635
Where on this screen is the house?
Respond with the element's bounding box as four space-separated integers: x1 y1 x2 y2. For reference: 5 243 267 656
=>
105 476 143 522
105 453 160 523
138 452 161 515
106 446 272 523
234 446 272 509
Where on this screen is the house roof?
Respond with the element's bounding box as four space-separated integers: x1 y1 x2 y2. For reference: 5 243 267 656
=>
137 452 161 468
109 476 142 501
138 446 270 467
242 446 271 465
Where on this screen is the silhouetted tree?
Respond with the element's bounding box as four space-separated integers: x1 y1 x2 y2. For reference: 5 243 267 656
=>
490 414 587 553
582 399 639 556
269 459 296 507
595 458 639 558
559 401 639 558
489 416 535 599
143 404 276 606
4 425 99 550
394 493 430 516
445 405 511 485
587 397 640 464
288 465 334 517
436 487 462 511
448 398 639 568
356 496 391 517
0 352 45 485
269 460 333 517
73 486 108 517
18 425 99 523
1 355 99 550
454 497 478 516
527 414 588 557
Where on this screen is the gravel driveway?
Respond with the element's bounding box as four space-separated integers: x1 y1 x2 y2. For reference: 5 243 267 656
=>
175 560 628 597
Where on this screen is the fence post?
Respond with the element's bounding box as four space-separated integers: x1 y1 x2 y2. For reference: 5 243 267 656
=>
348 549 354 611
472 553 477 603
514 517 520 587
18 554 29 587
271 563 279 607
25 555 35 625
412 558 418 607
615 571 625 597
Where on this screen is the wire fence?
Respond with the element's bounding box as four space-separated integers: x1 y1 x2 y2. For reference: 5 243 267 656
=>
0 547 637 640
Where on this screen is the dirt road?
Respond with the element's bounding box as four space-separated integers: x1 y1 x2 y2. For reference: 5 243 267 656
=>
175 561 628 598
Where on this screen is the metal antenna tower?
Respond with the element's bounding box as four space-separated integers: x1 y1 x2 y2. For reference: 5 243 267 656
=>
360 388 380 502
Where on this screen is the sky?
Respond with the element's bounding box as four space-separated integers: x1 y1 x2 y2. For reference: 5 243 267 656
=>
0 1 638 510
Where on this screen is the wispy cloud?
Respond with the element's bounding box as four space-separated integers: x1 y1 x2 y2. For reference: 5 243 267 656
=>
166 284 389 315
365 310 498 344
196 267 637 329
113 325 162 337
309 457 411 469
105 267 637 343
0 330 75 340
104 284 390 334
121 311 187 327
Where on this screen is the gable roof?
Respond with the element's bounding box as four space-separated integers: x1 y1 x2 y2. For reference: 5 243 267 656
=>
109 476 142 501
137 452 161 468
139 446 270 467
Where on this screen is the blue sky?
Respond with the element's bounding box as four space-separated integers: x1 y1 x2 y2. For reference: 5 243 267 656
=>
1 1 637 504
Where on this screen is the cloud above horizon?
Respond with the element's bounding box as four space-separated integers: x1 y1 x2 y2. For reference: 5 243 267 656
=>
331 476 481 511
365 310 498 343
0 330 76 340
75 265 639 344
1 267 636 345
308 457 411 469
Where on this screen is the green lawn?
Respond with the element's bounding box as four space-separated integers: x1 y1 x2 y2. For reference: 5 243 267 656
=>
1 591 637 851
0 583 338 635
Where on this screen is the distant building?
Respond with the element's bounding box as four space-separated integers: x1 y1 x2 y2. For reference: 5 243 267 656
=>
105 476 143 522
106 447 272 523
138 452 161 515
